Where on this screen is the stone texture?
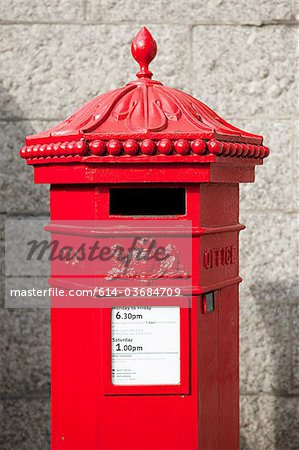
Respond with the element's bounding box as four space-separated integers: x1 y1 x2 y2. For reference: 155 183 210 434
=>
1 0 84 22
0 121 53 213
239 212 299 303
0 309 50 397
0 240 4 309
292 303 299 389
240 298 292 394
238 119 294 211
0 24 190 120
86 0 293 25
1 215 50 308
294 119 299 210
5 217 51 277
240 394 299 449
0 397 50 450
192 25 298 118
4 277 50 309
0 214 5 241
0 217 4 309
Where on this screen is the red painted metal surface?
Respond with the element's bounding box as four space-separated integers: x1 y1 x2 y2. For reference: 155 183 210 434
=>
20 27 269 450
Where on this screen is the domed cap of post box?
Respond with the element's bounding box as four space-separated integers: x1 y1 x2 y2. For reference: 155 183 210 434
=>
20 27 269 162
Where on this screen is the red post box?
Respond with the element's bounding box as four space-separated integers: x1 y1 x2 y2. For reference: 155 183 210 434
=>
20 28 269 450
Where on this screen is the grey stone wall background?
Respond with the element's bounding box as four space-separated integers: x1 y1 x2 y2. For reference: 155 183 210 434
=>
0 1 298 449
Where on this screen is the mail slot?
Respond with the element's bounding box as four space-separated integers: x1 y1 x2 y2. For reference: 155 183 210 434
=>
110 187 186 215
20 27 269 450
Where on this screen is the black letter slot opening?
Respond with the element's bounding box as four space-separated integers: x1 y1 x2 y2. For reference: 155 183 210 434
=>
109 188 186 216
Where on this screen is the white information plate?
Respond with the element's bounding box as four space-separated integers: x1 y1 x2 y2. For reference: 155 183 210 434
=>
111 306 180 385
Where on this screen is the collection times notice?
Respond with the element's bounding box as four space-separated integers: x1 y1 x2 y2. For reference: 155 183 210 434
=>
112 306 180 385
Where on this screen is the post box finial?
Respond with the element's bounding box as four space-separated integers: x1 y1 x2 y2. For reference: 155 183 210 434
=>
131 27 157 79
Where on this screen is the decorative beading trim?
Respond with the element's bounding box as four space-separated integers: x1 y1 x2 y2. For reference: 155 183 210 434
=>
20 141 88 159
20 138 269 160
207 140 269 158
